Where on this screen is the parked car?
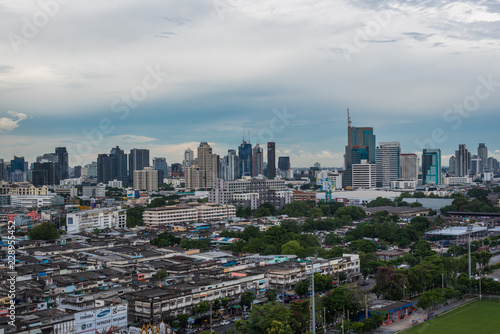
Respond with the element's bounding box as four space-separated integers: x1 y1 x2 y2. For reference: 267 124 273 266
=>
232 317 242 322
220 320 230 326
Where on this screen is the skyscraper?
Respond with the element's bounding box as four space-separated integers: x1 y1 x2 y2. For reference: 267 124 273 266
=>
238 140 253 177
422 149 441 185
186 142 218 190
10 156 25 173
455 144 469 177
153 157 167 183
470 155 483 175
183 148 194 169
343 114 376 188
401 153 418 180
478 143 488 171
134 167 159 192
448 156 456 174
110 146 128 182
0 159 7 181
129 149 150 182
375 142 401 187
278 157 291 171
267 142 276 179
32 162 60 186
97 154 115 184
221 149 240 181
55 147 69 180
252 144 264 176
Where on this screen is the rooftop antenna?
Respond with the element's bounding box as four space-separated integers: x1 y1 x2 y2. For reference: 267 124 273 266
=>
248 130 251 143
243 126 245 142
347 108 351 128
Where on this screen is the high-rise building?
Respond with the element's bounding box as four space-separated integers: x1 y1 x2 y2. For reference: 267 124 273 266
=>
153 157 167 183
32 162 60 186
252 144 264 176
448 156 456 174
488 157 499 171
278 157 291 171
110 146 128 182
134 167 158 192
186 142 218 190
129 149 150 182
478 143 488 171
238 140 253 177
352 160 377 189
455 144 469 177
267 142 276 179
74 165 82 178
343 115 376 188
97 154 115 184
375 142 401 187
183 149 194 169
221 149 240 181
55 147 69 180
0 159 7 181
171 163 183 177
10 156 25 173
422 149 441 185
401 153 418 180
470 155 483 175
36 153 57 163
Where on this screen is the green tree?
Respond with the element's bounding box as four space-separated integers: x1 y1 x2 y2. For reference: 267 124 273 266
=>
281 240 304 256
126 206 145 228
247 303 292 333
266 288 278 302
28 222 60 240
241 291 255 309
289 300 310 334
294 280 310 296
366 197 394 208
154 269 168 280
147 197 167 208
177 314 189 328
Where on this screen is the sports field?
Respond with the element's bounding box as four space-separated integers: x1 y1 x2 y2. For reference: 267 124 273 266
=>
402 300 500 334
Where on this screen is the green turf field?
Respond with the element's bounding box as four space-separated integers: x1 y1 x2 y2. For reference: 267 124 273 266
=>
402 300 500 334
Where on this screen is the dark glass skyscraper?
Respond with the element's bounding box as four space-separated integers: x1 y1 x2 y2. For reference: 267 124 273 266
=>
278 156 291 171
55 147 69 180
267 142 276 178
97 154 115 184
129 149 150 182
238 140 253 177
252 144 263 176
110 146 128 182
455 144 469 177
343 124 376 188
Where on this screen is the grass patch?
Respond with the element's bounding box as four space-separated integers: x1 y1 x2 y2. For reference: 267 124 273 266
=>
402 299 500 334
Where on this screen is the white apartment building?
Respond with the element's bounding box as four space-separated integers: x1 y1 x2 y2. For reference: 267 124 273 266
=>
108 179 123 188
143 203 236 227
10 195 55 208
210 177 293 210
66 207 127 234
82 184 106 198
352 160 377 189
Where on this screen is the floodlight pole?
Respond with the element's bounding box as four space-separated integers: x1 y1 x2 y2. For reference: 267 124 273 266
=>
468 224 471 280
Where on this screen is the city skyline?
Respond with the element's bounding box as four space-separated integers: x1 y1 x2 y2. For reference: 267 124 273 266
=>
1 1 500 167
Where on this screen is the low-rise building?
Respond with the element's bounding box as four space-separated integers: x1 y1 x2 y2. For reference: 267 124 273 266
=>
66 207 127 234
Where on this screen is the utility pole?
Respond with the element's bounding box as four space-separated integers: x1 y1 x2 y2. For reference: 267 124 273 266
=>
468 224 472 280
342 304 345 334
365 294 368 319
479 276 482 301
323 307 326 332
311 260 316 334
210 302 213 334
442 274 444 289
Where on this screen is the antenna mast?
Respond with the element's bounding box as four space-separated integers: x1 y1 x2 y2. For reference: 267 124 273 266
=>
347 108 351 128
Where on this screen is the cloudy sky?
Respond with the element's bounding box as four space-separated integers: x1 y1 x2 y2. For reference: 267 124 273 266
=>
1 0 500 168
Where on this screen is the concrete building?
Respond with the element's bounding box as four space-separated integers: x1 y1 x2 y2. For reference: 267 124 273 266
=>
400 153 418 180
129 148 150 182
183 148 194 169
470 155 483 175
376 142 401 188
186 142 218 190
82 184 106 198
153 157 168 183
352 160 377 189
455 144 469 177
210 177 293 210
134 167 159 192
252 144 264 176
220 149 240 181
66 207 127 234
478 143 488 172
143 203 236 227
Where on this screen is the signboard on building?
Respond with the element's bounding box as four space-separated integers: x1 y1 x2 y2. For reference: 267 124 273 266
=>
75 304 128 334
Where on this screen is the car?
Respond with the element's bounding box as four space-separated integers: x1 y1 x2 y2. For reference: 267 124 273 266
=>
231 317 242 322
220 320 230 326
357 281 369 286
